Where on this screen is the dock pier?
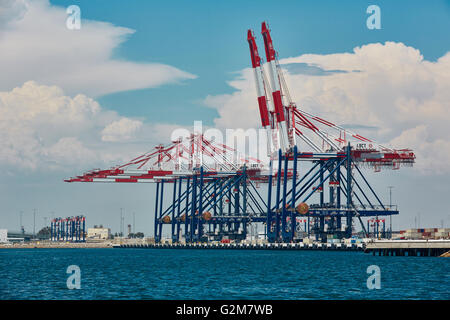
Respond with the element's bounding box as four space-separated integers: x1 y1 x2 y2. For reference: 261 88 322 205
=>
114 240 450 256
364 240 450 257
114 242 365 251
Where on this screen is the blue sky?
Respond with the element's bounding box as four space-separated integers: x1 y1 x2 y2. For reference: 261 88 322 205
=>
0 0 449 235
51 0 450 125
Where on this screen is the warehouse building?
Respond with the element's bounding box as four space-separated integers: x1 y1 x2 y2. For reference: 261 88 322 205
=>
87 226 111 240
397 228 450 240
0 229 7 243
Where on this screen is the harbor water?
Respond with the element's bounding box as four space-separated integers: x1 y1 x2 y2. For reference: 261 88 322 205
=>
0 248 448 300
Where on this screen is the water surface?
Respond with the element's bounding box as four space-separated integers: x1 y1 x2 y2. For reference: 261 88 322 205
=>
0 248 448 299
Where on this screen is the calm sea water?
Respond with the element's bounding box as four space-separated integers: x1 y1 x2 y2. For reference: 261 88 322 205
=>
0 248 448 300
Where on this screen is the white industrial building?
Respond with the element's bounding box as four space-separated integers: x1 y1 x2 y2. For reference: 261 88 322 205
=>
87 227 110 240
0 229 8 243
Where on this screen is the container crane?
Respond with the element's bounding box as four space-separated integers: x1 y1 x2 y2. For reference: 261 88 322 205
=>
247 22 415 242
65 22 416 244
248 22 415 170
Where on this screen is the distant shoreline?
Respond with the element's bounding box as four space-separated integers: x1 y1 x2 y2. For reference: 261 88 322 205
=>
0 242 113 249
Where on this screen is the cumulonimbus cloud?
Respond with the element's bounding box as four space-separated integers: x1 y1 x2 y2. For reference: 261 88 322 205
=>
0 0 196 97
204 42 450 174
101 118 143 142
0 81 179 171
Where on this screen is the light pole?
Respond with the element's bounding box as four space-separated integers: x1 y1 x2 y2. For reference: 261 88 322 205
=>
19 211 23 232
133 212 135 234
33 209 36 239
120 208 123 237
388 186 394 238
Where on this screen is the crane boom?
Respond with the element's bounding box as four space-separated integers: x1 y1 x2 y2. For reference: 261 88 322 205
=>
247 29 273 156
261 21 290 153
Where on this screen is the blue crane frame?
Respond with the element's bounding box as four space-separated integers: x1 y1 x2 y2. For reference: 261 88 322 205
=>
153 144 398 243
50 216 86 242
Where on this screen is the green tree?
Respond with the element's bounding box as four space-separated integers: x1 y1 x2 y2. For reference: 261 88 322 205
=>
37 226 51 239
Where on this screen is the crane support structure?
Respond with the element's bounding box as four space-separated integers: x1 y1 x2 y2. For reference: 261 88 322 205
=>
51 216 86 242
151 142 398 244
265 144 398 243
153 167 269 243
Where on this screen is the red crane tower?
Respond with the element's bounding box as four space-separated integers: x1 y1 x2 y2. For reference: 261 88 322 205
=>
247 21 415 169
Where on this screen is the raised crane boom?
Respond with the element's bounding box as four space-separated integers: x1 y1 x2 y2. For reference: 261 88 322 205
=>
247 29 273 156
248 21 415 170
261 21 290 153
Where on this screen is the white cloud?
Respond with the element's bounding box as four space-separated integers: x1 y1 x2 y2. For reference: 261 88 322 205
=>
45 137 97 168
0 81 174 171
0 0 27 27
0 0 196 97
205 42 450 175
390 125 450 175
101 118 143 142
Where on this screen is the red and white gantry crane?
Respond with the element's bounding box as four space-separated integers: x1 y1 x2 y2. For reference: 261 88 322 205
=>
247 21 415 170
